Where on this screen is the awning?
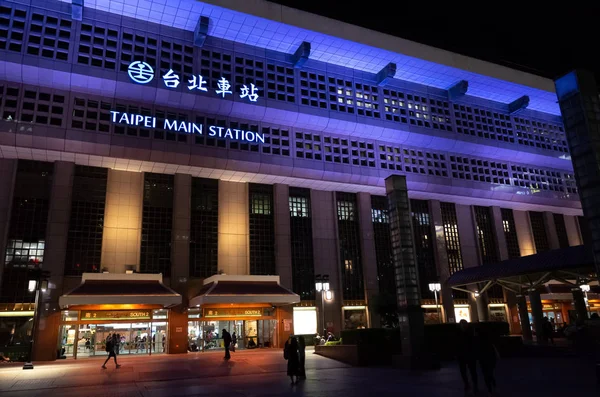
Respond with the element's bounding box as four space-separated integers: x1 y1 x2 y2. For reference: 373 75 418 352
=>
190 275 300 307
59 273 181 308
446 245 596 288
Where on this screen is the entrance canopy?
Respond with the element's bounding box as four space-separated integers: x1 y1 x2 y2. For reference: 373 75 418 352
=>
59 273 181 308
190 275 300 307
446 245 597 293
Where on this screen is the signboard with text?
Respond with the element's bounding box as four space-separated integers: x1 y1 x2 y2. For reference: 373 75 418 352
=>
80 310 152 321
203 308 274 318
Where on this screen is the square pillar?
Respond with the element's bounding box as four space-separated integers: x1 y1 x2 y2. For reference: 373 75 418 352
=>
356 192 380 328
385 175 424 361
217 180 249 275
274 184 292 289
513 210 535 256
528 289 545 344
311 189 342 334
429 200 455 323
564 215 583 246
171 174 191 293
0 159 16 289
516 294 532 341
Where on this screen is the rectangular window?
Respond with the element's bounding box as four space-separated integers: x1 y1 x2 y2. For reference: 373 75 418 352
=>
371 207 389 223
410 199 437 299
553 213 569 249
65 165 108 275
140 173 174 275
190 178 218 277
337 192 363 301
440 202 463 275
289 188 314 300
501 208 521 259
371 196 395 313
474 206 498 265
249 184 275 275
529 211 549 253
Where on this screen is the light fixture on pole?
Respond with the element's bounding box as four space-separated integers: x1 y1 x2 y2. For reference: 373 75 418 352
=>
429 282 442 324
580 284 591 311
315 275 330 334
23 272 48 370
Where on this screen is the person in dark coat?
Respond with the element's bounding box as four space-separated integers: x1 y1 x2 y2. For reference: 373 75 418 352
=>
477 327 498 395
222 329 232 360
285 337 300 385
456 320 478 394
298 337 306 379
102 334 121 369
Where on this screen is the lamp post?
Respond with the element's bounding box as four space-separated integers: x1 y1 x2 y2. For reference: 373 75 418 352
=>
581 284 591 313
315 275 330 334
23 276 48 370
429 282 442 324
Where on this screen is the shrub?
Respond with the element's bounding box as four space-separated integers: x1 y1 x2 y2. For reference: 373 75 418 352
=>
324 339 343 346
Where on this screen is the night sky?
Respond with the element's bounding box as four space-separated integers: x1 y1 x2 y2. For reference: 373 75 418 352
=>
269 1 600 84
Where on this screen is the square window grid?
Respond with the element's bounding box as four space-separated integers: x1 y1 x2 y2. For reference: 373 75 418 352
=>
289 187 315 300
513 117 568 153
200 49 232 89
194 116 223 147
336 192 364 301
511 166 565 192
120 30 158 72
266 63 295 103
233 55 264 95
20 87 65 127
396 147 447 176
71 96 112 132
410 199 437 299
405 93 435 128
563 173 578 194
249 184 275 275
382 88 408 123
159 39 194 78
294 131 322 160
299 70 327 109
228 120 260 152
529 211 549 253
440 202 463 275
453 104 514 142
289 196 309 218
112 102 155 138
190 178 218 278
501 208 521 259
371 195 395 303
4 239 45 266
0 5 26 53
348 139 376 167
474 206 498 265
0 85 20 120
79 23 118 70
377 144 403 172
449 156 510 185
27 12 71 61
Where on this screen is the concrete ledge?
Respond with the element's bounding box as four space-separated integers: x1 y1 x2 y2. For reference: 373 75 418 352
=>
314 345 359 366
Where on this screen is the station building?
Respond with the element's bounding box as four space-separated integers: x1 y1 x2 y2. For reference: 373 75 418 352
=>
0 0 592 360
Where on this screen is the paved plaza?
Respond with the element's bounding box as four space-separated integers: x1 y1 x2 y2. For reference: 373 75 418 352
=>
0 349 597 396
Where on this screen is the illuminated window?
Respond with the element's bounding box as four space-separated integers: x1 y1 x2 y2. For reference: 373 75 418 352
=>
289 196 309 218
249 184 275 275
251 193 271 215
371 208 389 223
344 259 353 274
441 203 463 275
289 188 314 300
337 192 363 300
337 201 355 221
411 199 436 298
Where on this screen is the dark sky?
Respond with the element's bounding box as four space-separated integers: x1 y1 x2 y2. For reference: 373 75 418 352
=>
269 1 600 83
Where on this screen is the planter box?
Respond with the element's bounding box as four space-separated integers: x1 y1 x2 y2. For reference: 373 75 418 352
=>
315 345 359 366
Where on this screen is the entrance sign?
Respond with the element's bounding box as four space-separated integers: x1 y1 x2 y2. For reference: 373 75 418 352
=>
127 62 259 103
80 310 152 321
203 307 273 318
109 111 265 144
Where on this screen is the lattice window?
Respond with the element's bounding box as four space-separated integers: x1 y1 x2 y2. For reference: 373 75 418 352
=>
563 172 578 194
20 88 65 127
382 88 408 123
511 166 565 192
234 55 264 94
323 136 351 165
410 199 437 299
401 148 447 176
299 70 327 108
553 213 570 249
474 206 498 265
190 178 218 278
289 196 309 218
337 192 364 300
79 23 118 70
406 93 433 128
112 102 153 138
155 109 188 142
27 12 71 61
289 187 314 300
0 6 26 53
440 202 463 275
428 97 452 131
371 207 389 223
294 131 322 160
120 31 158 72
513 116 568 153
71 97 111 132
199 49 232 88
0 85 19 120
501 208 520 259
249 184 275 275
529 211 549 253
349 140 376 167
337 200 355 221
266 63 295 103
449 156 510 185
378 144 403 172
328 76 355 114
257 126 290 156
159 39 194 78
371 195 395 310
223 120 259 152
453 104 514 142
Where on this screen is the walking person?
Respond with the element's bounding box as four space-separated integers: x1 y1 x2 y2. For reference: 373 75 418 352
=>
102 334 121 369
455 320 478 394
231 331 237 352
298 337 306 379
285 337 300 385
222 329 232 360
477 327 499 396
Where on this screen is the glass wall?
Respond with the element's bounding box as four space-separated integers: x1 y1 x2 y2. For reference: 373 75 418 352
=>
249 184 275 275
336 192 364 301
289 187 315 301
190 178 219 277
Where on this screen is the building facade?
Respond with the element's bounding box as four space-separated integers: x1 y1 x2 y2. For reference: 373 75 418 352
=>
0 0 586 360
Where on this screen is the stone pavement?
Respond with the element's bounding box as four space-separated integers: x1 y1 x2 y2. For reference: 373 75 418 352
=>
0 348 597 396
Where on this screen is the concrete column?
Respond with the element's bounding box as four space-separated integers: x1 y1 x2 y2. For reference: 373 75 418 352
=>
572 288 589 324
455 204 480 322
0 159 16 288
516 294 532 341
171 174 191 294
564 215 583 246
529 289 544 343
543 212 560 250
217 180 249 275
273 184 292 289
356 192 380 328
101 170 143 274
311 189 342 334
385 175 424 362
491 207 508 261
429 200 455 323
513 210 535 257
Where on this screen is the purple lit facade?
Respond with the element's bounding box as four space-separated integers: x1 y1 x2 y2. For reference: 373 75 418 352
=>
0 0 584 360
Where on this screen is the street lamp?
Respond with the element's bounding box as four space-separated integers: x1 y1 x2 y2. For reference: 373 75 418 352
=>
429 282 442 324
23 276 48 370
580 284 591 312
315 275 330 334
